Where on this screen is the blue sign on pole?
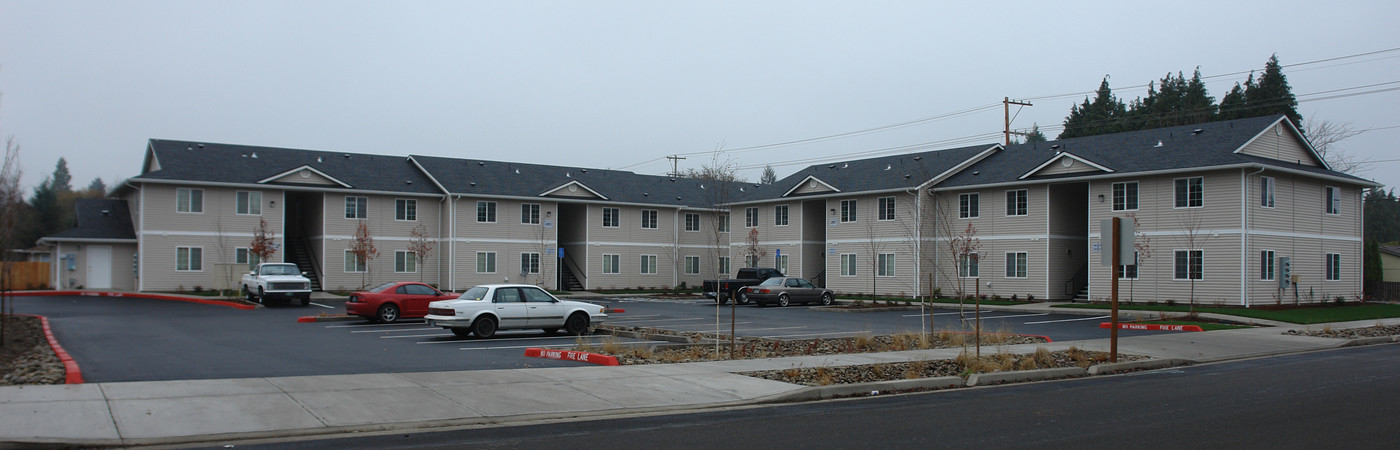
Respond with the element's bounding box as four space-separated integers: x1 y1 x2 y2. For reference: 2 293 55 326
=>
775 249 781 257
557 248 565 258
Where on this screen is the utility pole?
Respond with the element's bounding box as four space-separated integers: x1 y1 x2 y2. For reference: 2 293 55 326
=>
666 155 686 177
1003 97 1034 145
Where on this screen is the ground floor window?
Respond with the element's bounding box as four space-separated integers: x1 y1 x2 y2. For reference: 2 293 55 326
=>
840 253 857 277
234 247 259 270
521 252 540 275
775 254 789 275
176 247 203 271
685 256 700 275
395 251 417 273
1005 252 1027 278
959 253 979 278
476 252 496 274
1260 250 1275 281
640 255 657 275
877 253 895 277
1115 251 1138 280
602 254 620 274
1173 250 1203 280
1326 253 1341 281
344 250 366 273
718 256 730 276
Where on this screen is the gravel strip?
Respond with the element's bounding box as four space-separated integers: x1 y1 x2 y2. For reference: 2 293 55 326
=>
1284 324 1400 339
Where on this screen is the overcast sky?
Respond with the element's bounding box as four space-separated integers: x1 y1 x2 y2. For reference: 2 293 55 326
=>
2 1 1398 194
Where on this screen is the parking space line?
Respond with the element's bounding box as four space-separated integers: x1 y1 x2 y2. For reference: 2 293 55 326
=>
1023 315 1109 324
351 327 439 334
901 310 993 317
664 321 753 329
308 302 334 309
973 313 1052 320
380 333 454 339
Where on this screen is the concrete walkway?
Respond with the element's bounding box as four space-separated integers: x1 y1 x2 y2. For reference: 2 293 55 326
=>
3 307 1397 446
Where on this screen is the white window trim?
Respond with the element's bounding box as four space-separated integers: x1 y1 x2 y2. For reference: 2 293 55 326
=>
840 253 857 277
641 209 659 230
395 250 417 273
1260 250 1275 281
1173 249 1205 281
1325 253 1342 281
718 256 731 275
176 246 204 272
602 208 621 228
744 207 759 228
1116 251 1139 280
236 191 262 216
878 197 896 222
344 249 367 273
1173 177 1205 209
520 252 541 274
1004 190 1027 217
774 204 789 227
345 196 368 220
1005 251 1028 279
475 251 497 274
640 254 658 275
602 254 621 274
1260 177 1275 209
1325 186 1340 215
476 201 497 223
1112 181 1139 212
521 203 541 225
176 188 204 214
877 252 896 277
684 213 701 232
959 252 979 278
395 198 418 222
684 256 701 275
840 200 857 223
959 193 979 219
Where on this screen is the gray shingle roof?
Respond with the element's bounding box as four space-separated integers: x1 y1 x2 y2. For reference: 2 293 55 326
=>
43 199 136 241
938 115 1373 188
137 140 443 194
410 154 737 208
732 144 997 202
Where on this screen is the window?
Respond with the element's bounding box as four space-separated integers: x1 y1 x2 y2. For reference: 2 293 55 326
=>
1173 250 1203 280
685 256 700 275
640 209 659 229
477 201 497 223
521 203 540 224
1325 186 1340 215
640 255 657 274
718 256 731 275
685 213 701 231
177 188 204 213
1326 253 1341 281
176 247 202 271
959 253 979 278
745 207 759 228
345 196 367 219
959 193 979 218
236 191 261 215
1174 177 1203 208
774 205 789 226
717 214 729 232
775 254 789 274
395 251 417 273
840 253 857 277
879 196 896 221
234 248 259 269
602 254 620 274
1005 252 1028 278
396 199 417 221
1260 177 1275 208
344 250 366 273
840 200 857 223
1112 182 1138 211
1005 190 1027 216
1116 251 1139 280
877 253 896 277
520 252 540 274
476 252 497 274
745 255 759 268
602 207 620 227
1260 250 1275 280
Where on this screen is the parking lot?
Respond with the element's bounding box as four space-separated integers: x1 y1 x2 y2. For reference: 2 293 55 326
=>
16 294 1169 383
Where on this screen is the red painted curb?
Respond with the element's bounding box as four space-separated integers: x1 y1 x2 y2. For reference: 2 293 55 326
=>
297 316 318 323
1099 322 1204 332
523 348 620 366
11 290 256 310
606 308 625 313
15 313 83 384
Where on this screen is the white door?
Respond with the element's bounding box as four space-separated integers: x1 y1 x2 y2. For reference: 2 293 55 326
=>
87 246 112 289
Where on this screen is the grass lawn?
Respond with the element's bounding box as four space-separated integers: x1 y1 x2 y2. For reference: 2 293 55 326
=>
1056 303 1400 324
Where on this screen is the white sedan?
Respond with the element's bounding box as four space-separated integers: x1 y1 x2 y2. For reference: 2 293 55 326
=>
424 284 608 338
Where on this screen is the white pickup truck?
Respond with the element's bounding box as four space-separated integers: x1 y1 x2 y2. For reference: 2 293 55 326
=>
241 263 313 306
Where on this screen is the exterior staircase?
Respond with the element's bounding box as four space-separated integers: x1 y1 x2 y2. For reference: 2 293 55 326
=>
560 264 584 291
284 238 322 291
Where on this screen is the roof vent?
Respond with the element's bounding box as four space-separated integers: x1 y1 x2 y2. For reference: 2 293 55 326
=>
739 187 745 192
1154 140 1164 148
343 154 350 158
972 171 980 176
1192 128 1204 135
842 163 849 169
186 147 193 151
913 156 922 161
566 172 572 178
405 180 413 185
197 144 204 148
828 165 835 169
470 182 477 187
251 152 258 159
885 164 892 170
101 209 110 216
676 196 682 200
669 178 675 182
580 169 588 173
317 157 323 163
903 174 911 179
515 169 521 174
477 161 485 166
1050 144 1060 150
643 192 649 197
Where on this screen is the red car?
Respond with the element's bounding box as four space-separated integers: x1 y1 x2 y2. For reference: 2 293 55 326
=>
346 281 458 323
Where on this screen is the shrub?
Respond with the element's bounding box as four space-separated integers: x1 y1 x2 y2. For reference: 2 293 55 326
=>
1334 296 1346 306
193 285 204 293
1010 294 1018 301
1164 299 1176 307
1026 294 1035 302
992 294 1002 301
932 287 942 298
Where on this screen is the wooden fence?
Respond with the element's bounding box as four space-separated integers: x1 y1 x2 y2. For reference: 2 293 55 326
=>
1 262 51 290
1366 281 1400 301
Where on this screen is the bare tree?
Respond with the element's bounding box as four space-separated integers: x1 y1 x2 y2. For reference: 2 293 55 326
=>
1304 117 1368 175
348 221 379 290
742 228 766 269
861 207 887 303
409 223 434 283
698 148 738 358
1177 211 1206 314
1123 212 1152 303
0 136 21 345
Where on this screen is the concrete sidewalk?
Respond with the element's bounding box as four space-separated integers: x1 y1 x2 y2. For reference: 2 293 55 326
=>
3 313 1397 446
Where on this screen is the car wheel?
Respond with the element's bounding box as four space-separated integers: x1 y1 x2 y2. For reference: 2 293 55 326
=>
542 328 559 335
376 304 400 323
243 286 254 302
777 293 790 307
737 291 750 305
820 292 834 306
565 313 590 336
472 316 498 338
450 327 472 338
300 297 311 307
257 287 266 304
716 292 728 305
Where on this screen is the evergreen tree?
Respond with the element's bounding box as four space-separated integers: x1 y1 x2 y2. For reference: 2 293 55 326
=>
50 157 72 193
1058 77 1126 139
1365 188 1400 243
760 165 777 185
1218 81 1248 121
1024 124 1048 143
1181 68 1217 124
85 177 107 197
1244 54 1302 129
1364 239 1383 296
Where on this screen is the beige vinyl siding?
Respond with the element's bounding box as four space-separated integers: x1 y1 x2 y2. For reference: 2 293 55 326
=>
50 242 136 291
1033 157 1105 176
578 204 674 290
676 210 726 286
268 169 341 186
142 234 268 291
143 185 285 238
1090 232 1243 304
822 193 920 296
1243 170 1363 304
927 187 1051 299
140 185 287 291
444 197 557 291
790 177 836 195
1237 123 1321 166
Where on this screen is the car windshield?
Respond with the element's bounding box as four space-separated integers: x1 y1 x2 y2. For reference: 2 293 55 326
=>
370 281 398 292
459 286 489 300
260 264 299 276
758 278 784 286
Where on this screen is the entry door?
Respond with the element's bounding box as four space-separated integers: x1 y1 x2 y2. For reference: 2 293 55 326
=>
87 246 112 289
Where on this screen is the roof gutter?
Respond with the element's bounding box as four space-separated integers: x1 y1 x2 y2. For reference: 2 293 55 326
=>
934 162 1378 192
128 177 448 198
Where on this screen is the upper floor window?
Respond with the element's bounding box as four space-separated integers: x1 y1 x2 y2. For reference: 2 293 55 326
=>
717 213 729 232
745 207 759 228
641 209 659 229
396 199 417 221
840 200 857 223
774 205 789 226
1005 190 1027 216
1112 182 1138 211
177 188 204 213
521 203 540 224
1260 177 1275 208
685 213 701 231
878 197 896 221
236 191 261 215
959 193 979 219
345 196 367 219
521 252 540 274
1325 186 1340 215
602 207 620 227
476 201 497 223
1174 177 1203 208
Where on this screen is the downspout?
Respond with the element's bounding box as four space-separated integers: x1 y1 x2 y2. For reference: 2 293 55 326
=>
438 194 448 290
127 180 145 292
905 187 922 299
449 194 459 291
673 208 681 289
1243 166 1266 307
